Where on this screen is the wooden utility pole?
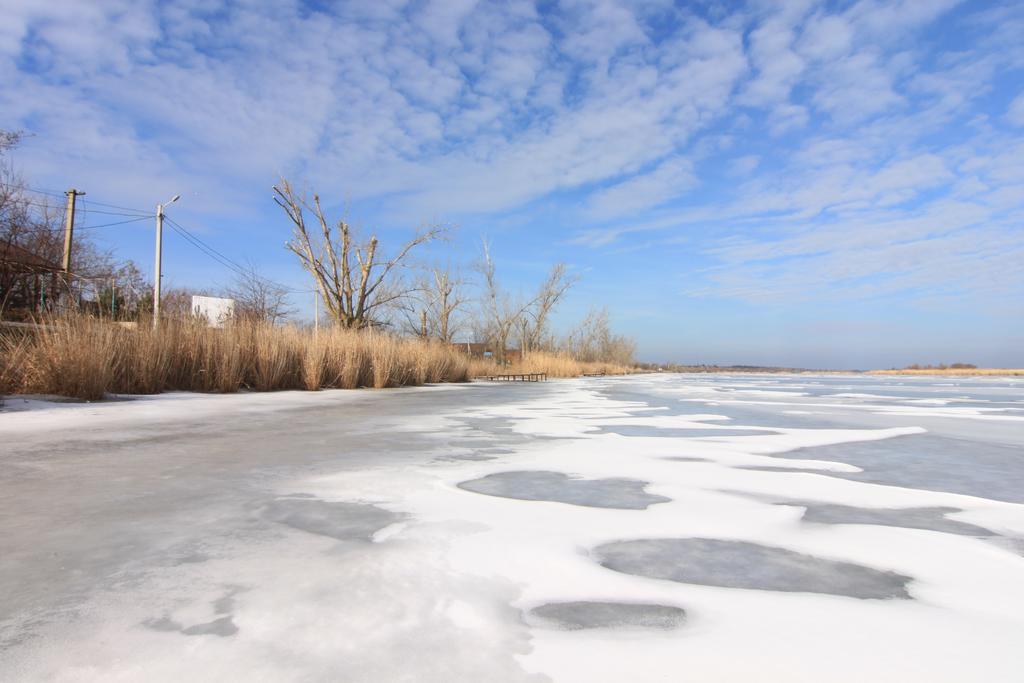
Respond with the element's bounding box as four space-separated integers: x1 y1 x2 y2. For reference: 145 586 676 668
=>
62 189 85 288
421 309 428 338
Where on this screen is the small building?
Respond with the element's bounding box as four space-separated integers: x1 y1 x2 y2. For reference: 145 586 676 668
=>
191 295 235 328
450 342 522 363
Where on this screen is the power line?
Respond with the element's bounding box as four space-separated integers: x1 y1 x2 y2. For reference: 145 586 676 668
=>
5 199 150 220
165 217 250 278
164 215 314 294
0 182 152 215
78 216 152 230
80 197 152 214
169 225 247 278
0 216 150 235
0 183 66 198
0 183 66 201
80 205 152 218
80 197 151 216
5 182 315 296
5 198 67 211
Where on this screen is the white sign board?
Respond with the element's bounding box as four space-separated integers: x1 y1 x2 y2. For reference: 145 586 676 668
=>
191 295 235 328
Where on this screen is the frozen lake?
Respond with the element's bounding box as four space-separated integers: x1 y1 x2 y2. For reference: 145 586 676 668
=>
2 374 1023 681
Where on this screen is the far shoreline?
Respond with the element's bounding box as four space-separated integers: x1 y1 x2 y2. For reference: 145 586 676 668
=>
866 368 1024 377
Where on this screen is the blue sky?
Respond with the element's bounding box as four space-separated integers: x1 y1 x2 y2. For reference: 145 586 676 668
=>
2 0 1023 368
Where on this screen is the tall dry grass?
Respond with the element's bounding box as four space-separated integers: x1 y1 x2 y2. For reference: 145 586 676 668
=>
469 351 636 379
1 315 471 400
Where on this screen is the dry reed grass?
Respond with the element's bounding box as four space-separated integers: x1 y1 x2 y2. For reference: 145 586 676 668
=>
1 315 471 400
469 351 636 379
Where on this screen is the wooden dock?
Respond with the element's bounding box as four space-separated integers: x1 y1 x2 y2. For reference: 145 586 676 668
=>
481 373 547 382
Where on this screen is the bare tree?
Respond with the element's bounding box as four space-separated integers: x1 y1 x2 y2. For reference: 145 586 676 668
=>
476 240 535 362
157 287 204 320
474 241 579 359
561 307 636 364
1 130 149 320
434 266 468 342
274 179 443 329
0 130 22 155
226 262 296 324
396 264 468 341
1 137 67 316
412 265 469 342
521 263 578 355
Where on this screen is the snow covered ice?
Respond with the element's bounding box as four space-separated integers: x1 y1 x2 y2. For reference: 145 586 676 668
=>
2 373 1024 681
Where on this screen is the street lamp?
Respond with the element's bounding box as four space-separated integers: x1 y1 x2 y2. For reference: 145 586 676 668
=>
153 194 180 329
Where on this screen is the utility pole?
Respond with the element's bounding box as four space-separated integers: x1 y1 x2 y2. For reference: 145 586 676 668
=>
421 309 427 338
153 195 180 329
62 189 85 294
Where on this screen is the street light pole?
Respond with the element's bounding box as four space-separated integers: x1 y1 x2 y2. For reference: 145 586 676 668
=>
153 195 180 329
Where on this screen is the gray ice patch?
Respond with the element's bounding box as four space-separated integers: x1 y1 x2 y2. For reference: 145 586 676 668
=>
594 538 912 600
798 503 992 536
212 587 244 615
457 471 670 510
262 498 403 541
987 537 1024 556
436 453 499 462
599 425 779 438
530 601 686 630
144 615 238 637
772 434 1024 504
739 465 829 473
143 616 182 633
183 616 238 636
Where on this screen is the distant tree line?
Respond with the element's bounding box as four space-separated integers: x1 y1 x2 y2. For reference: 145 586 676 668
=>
635 363 816 374
902 363 976 370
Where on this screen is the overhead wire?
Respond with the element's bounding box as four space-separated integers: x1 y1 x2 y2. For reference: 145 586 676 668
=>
4 181 315 296
80 206 153 218
0 182 153 216
77 216 152 230
164 215 314 294
80 197 153 214
164 216 250 278
0 218 150 238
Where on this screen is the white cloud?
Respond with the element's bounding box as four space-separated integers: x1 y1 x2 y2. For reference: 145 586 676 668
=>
2 0 1019 319
586 157 696 217
729 155 760 176
1007 92 1024 127
845 0 966 40
809 50 904 122
740 18 806 108
797 14 853 61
